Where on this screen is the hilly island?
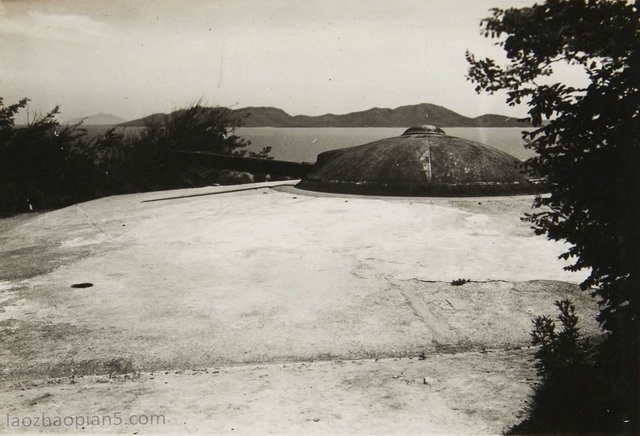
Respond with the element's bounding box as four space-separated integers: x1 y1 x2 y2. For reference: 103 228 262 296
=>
120 103 531 128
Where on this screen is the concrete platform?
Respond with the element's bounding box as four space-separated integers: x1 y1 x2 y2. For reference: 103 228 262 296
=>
0 181 600 433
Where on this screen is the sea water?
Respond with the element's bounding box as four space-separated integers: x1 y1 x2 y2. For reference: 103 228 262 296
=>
81 126 536 163
237 127 536 163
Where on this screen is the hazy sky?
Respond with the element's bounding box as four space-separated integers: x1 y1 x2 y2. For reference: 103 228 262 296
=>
1 0 538 122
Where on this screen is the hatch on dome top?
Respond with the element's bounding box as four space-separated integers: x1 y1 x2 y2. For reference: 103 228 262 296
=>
401 125 446 136
296 126 547 197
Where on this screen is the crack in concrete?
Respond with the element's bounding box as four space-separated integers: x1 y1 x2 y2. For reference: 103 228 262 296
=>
387 279 457 345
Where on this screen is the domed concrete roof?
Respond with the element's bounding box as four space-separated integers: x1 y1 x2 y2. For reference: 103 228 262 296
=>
297 125 546 196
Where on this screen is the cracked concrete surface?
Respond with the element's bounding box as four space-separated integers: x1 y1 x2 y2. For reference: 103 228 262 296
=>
0 181 601 433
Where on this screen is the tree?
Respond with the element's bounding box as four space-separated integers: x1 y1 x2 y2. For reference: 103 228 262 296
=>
119 103 271 190
0 98 271 213
466 0 639 431
0 98 93 212
135 102 270 158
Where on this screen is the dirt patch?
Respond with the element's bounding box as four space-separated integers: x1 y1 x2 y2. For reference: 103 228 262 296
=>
0 350 537 434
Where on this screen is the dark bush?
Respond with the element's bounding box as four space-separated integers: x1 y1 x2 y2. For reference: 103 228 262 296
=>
0 98 270 214
510 300 634 434
0 99 95 213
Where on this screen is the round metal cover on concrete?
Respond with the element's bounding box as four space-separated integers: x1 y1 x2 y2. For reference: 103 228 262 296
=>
297 125 546 197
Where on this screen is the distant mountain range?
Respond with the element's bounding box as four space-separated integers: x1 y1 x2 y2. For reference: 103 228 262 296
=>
68 113 126 125
120 103 531 128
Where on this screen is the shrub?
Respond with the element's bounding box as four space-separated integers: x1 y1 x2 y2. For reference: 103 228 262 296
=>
0 98 271 213
0 99 94 213
530 299 581 377
510 300 633 434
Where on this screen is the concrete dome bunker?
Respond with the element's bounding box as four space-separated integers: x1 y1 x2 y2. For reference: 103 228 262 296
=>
296 125 546 197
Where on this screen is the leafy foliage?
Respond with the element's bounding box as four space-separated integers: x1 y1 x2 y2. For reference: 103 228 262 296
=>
0 99 270 213
531 299 581 376
0 98 94 212
466 0 640 329
467 0 639 431
510 300 633 434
